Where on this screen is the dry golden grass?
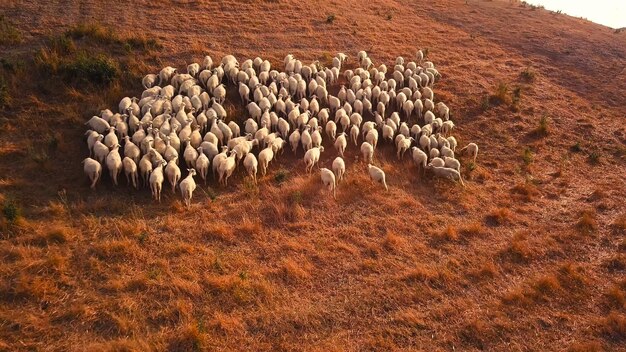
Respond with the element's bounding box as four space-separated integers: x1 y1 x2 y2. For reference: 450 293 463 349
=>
0 1 625 350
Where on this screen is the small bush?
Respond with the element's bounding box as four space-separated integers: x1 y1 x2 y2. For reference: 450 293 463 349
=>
522 147 533 165
520 67 535 82
536 114 550 135
588 150 601 165
598 312 626 341
60 53 119 85
386 14 393 20
274 169 289 184
480 96 490 111
423 48 429 59
570 142 582 153
326 14 336 23
0 75 9 108
490 82 510 105
0 15 21 45
486 208 511 226
577 209 597 235
2 199 20 223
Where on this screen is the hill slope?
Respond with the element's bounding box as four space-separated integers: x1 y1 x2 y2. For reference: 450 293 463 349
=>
0 0 625 351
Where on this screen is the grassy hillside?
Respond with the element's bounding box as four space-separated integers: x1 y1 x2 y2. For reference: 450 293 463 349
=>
0 1 625 351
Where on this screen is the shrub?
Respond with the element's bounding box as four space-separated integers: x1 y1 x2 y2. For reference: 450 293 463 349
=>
2 199 20 223
570 142 582 153
274 169 289 184
588 150 601 165
60 53 119 85
326 14 336 23
520 67 536 82
536 114 550 135
0 15 21 45
522 147 533 165
490 82 510 105
0 75 9 108
577 209 597 235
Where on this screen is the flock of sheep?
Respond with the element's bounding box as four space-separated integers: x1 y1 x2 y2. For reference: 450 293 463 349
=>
82 50 479 205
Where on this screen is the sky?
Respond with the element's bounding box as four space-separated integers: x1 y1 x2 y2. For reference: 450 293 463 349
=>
524 0 625 28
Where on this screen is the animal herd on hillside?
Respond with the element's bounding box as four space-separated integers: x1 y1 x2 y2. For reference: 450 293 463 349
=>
82 50 479 205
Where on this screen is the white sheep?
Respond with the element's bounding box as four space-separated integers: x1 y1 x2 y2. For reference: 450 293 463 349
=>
179 169 197 207
427 165 465 187
218 151 238 186
428 157 445 168
444 156 461 172
365 129 379 149
149 160 167 202
325 120 337 141
367 164 388 191
332 156 345 183
106 144 122 186
411 147 428 173
320 168 337 199
244 152 258 184
122 157 138 189
82 158 102 189
304 146 324 173
396 137 414 160
258 146 274 176
334 133 347 157
195 147 210 185
361 141 374 163
460 143 479 163
165 157 181 193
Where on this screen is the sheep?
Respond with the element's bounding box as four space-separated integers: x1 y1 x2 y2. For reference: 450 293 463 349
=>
311 127 323 148
289 130 301 155
444 156 461 172
105 144 123 186
82 158 102 189
320 168 337 199
382 124 395 143
218 151 238 186
139 154 153 187
440 145 455 159
365 129 379 149
350 124 360 146
244 152 258 184
428 157 445 168
85 116 111 134
122 157 138 189
361 141 374 163
85 130 100 157
325 120 337 141
258 146 274 176
304 146 324 173
142 74 159 89
183 140 199 168
427 165 465 187
334 133 347 157
397 137 414 160
411 147 428 174
195 147 210 185
436 102 450 120
149 160 167 202
332 156 345 183
165 157 181 193
300 128 312 152
212 147 229 179
179 169 197 208
460 143 479 163
367 164 388 191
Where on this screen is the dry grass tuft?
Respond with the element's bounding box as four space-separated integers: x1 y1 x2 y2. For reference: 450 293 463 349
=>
500 233 532 263
577 209 598 235
567 341 604 352
382 230 407 251
468 262 498 281
603 255 625 273
485 207 512 226
202 222 235 243
167 322 207 352
280 258 312 283
459 221 487 238
433 225 459 242
511 182 539 201
605 282 626 310
209 312 245 336
459 319 492 349
598 312 626 342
